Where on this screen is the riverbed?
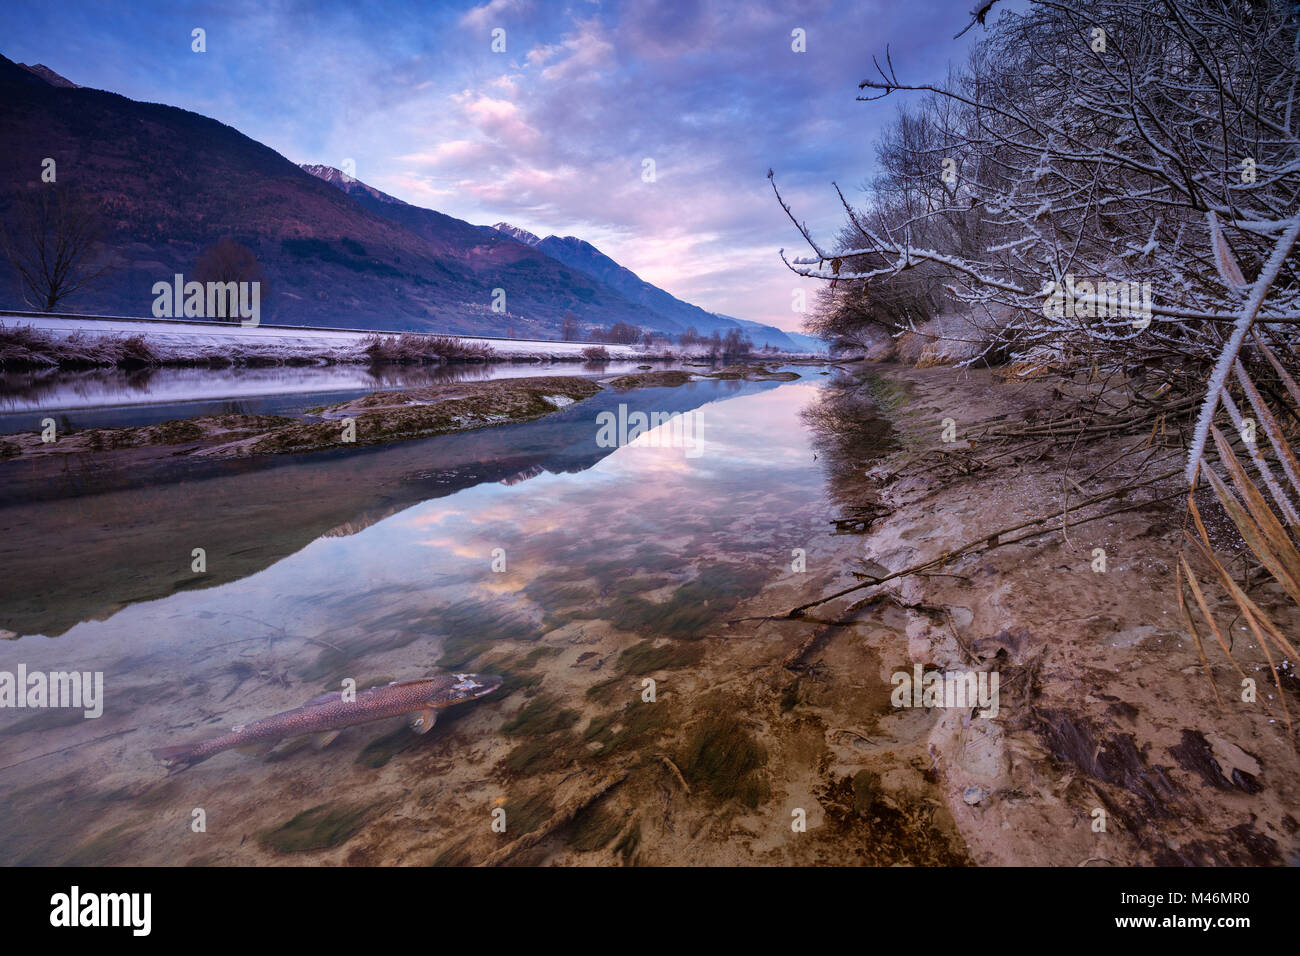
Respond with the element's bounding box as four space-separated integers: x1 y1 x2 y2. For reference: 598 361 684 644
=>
0 364 973 865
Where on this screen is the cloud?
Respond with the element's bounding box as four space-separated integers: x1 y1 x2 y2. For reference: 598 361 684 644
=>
459 0 532 32
459 93 543 150
397 139 492 168
536 18 614 82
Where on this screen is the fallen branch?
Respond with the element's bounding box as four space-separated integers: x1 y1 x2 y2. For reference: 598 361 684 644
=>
656 754 691 794
786 468 1183 617
479 770 628 867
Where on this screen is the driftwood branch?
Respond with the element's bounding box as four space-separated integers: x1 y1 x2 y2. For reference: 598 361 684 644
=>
479 770 628 867
786 468 1184 618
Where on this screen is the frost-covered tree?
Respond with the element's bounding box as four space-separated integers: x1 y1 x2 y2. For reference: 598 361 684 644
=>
778 0 1300 692
777 0 1300 486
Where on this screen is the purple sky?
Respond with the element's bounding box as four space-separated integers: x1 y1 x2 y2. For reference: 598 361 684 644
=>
5 0 1000 331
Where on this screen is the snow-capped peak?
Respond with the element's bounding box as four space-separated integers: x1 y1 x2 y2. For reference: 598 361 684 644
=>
300 163 356 185
491 222 541 246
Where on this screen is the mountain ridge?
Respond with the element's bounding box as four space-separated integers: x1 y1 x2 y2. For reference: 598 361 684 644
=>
0 54 821 349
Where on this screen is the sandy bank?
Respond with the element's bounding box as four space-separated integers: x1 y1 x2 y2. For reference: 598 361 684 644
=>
803 363 1300 865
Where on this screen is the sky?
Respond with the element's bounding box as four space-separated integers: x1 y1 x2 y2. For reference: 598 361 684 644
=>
3 0 999 332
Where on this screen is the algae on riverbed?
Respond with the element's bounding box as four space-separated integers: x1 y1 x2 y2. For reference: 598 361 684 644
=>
676 712 770 808
258 801 385 854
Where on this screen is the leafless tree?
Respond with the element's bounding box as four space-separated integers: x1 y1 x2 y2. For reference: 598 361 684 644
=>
194 238 269 322
561 310 580 341
2 185 112 312
775 0 1300 474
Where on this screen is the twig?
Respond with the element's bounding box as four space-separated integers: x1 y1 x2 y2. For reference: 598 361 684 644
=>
0 729 134 774
656 754 691 794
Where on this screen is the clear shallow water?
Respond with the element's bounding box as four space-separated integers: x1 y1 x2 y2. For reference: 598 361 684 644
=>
0 369 892 865
0 359 682 434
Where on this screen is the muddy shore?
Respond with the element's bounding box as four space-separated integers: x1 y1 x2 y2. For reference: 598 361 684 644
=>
764 362 1300 866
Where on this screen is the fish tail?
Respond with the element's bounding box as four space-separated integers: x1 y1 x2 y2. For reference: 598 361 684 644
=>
151 743 208 774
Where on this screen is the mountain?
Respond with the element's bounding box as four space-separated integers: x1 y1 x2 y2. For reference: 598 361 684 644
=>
300 166 681 335
532 233 730 335
0 56 468 329
298 163 406 206
18 63 78 88
721 315 827 354
491 225 806 350
0 56 680 336
0 53 803 346
490 222 540 246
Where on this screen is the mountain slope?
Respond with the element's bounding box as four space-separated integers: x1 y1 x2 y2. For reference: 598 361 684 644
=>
0 55 673 335
722 315 826 354
300 166 682 335
0 53 804 345
533 234 731 335
490 222 541 246
505 228 809 350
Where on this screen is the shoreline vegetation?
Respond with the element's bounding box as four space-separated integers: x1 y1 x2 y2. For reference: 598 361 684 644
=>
0 361 806 464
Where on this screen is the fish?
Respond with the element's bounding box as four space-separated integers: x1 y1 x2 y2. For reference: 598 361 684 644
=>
151 672 502 773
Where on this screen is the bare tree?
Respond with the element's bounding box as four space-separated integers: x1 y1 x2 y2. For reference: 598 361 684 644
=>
561 310 580 341
779 0 1299 381
193 238 269 323
2 185 112 312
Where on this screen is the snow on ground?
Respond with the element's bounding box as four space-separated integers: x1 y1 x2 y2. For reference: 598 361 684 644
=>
2 313 652 363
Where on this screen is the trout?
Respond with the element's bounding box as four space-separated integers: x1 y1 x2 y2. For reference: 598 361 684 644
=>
152 672 502 773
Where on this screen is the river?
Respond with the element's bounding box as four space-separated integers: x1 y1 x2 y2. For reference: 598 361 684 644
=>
0 359 682 434
0 365 969 865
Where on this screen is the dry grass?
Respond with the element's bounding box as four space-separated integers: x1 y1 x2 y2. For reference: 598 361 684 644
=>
1180 336 1300 749
360 332 495 364
0 323 161 370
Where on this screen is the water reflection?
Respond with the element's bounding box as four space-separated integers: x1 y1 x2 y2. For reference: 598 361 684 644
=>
0 368 921 866
801 371 900 508
0 377 790 636
0 359 683 434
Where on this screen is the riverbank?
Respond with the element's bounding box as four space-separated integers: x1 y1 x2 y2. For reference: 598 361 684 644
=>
501 360 1299 866
761 362 1300 865
0 362 805 465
